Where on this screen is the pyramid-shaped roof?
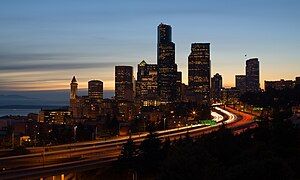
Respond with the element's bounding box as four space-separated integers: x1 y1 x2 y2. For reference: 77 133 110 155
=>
71 76 77 83
139 60 147 66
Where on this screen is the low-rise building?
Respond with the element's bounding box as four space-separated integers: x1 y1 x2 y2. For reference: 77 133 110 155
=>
265 79 295 91
38 108 71 124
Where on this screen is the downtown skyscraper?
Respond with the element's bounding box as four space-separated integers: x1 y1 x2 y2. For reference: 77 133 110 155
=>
246 58 260 92
211 73 222 100
88 80 103 100
136 60 158 106
157 23 178 104
188 43 211 106
115 66 134 102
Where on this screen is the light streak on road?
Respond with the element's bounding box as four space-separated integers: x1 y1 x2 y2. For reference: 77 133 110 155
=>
214 107 237 123
211 111 224 122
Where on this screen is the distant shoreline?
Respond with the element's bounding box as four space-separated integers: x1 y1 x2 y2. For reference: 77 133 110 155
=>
0 105 68 110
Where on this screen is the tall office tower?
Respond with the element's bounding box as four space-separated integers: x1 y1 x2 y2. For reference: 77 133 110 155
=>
211 73 222 100
157 23 178 104
246 58 260 92
235 75 247 94
70 76 78 117
188 43 211 105
88 80 103 99
136 60 158 106
115 66 134 102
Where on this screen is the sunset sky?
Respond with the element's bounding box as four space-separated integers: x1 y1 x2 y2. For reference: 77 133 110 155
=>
0 0 299 91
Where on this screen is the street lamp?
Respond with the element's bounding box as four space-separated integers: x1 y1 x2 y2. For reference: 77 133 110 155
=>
73 126 77 141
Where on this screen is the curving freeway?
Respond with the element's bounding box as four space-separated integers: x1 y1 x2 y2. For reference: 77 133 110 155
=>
0 106 254 180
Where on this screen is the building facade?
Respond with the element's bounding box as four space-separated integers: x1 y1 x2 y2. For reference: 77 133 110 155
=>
38 108 71 125
70 76 79 118
115 66 134 102
235 75 247 94
136 60 159 106
211 73 222 100
88 80 103 100
246 58 260 92
188 43 211 106
157 23 178 104
265 79 296 91
176 71 183 101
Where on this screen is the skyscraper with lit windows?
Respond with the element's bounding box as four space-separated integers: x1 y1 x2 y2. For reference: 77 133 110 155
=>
115 66 134 102
136 60 158 106
88 80 103 100
188 43 211 105
157 23 178 104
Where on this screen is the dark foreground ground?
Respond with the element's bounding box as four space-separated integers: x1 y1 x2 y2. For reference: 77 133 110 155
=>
77 110 300 180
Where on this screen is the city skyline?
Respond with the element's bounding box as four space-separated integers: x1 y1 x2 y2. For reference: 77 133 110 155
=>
0 2 300 179
0 0 299 92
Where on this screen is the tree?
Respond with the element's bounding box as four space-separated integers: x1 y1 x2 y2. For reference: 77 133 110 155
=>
139 127 162 168
119 136 137 163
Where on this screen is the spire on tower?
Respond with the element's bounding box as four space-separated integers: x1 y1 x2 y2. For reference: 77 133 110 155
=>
71 76 77 83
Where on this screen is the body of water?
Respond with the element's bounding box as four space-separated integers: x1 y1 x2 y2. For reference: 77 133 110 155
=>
0 109 40 117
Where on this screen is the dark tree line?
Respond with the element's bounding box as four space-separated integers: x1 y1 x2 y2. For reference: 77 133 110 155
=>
240 88 300 108
84 108 300 180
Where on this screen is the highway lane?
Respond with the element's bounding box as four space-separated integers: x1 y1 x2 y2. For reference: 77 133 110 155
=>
0 109 232 167
0 109 224 156
211 111 224 122
0 110 226 170
214 106 238 124
1 109 225 162
0 107 254 179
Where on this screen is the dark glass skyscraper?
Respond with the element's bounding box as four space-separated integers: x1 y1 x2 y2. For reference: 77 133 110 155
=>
115 66 134 102
246 58 260 92
157 23 177 104
188 43 211 105
211 73 222 100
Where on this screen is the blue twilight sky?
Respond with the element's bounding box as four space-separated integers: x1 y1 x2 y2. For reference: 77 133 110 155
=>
0 0 299 91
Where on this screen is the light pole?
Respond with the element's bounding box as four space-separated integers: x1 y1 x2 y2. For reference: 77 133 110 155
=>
73 126 77 142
